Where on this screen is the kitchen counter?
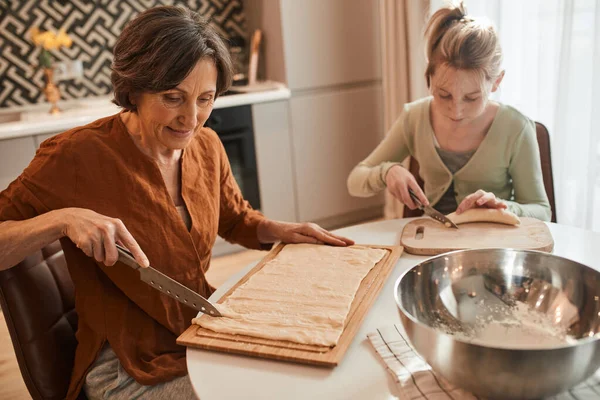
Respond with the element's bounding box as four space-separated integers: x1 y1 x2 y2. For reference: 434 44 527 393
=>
0 84 290 141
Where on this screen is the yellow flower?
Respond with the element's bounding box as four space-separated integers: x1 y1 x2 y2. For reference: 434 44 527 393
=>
29 27 73 50
56 29 72 48
30 27 42 46
40 32 58 50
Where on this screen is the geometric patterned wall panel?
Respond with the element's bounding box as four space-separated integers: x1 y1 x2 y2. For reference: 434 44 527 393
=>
0 0 247 108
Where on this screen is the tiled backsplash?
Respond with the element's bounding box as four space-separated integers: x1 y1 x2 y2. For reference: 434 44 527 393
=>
0 0 247 108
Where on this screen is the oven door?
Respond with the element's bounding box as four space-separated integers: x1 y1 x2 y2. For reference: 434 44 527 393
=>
204 105 261 210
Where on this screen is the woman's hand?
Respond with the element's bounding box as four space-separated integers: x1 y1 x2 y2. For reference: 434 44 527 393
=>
257 220 355 247
385 164 428 209
456 189 507 214
62 208 149 267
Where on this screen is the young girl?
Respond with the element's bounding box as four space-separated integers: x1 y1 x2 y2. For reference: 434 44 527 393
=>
347 2 551 221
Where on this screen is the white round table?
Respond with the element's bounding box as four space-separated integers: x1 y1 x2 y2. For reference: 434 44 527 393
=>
187 218 600 400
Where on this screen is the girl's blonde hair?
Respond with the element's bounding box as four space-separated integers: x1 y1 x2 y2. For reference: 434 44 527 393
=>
424 1 502 89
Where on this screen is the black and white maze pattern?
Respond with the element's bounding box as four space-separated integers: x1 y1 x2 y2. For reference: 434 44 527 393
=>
0 0 247 108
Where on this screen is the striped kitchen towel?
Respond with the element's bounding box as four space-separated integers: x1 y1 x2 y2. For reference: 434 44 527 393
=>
367 324 600 400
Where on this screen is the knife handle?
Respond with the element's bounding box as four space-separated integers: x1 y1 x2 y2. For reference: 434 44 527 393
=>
116 244 141 270
408 188 424 210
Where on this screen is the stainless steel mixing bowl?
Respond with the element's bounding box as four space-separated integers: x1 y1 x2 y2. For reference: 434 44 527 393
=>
395 248 600 399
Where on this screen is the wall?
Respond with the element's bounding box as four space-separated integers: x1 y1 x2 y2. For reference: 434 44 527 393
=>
0 0 248 108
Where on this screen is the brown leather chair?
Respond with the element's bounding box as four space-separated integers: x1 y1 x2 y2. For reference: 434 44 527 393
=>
402 121 557 222
0 240 86 400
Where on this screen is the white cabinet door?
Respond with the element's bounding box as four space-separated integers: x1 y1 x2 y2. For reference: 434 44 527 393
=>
252 101 297 222
0 137 37 191
290 84 384 222
280 0 381 91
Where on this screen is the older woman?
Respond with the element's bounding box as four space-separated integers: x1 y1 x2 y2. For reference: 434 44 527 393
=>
0 6 353 400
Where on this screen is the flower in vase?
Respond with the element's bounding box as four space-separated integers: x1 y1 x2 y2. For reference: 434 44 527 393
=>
29 27 73 69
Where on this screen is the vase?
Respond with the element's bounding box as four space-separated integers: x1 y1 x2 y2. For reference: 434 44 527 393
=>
43 67 61 114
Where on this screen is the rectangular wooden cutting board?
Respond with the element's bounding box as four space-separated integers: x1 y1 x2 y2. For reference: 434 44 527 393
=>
400 217 554 256
177 243 403 367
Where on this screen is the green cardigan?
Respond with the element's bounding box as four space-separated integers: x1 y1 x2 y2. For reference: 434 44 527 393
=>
347 97 551 220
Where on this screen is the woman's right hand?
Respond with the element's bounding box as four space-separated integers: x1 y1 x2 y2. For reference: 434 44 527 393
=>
385 165 429 209
61 208 149 268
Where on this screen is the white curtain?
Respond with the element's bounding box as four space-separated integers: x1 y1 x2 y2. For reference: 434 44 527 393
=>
430 0 600 231
379 0 430 219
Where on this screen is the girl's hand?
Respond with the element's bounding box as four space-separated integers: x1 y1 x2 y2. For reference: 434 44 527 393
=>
385 164 429 209
62 208 149 267
257 220 354 246
456 189 507 214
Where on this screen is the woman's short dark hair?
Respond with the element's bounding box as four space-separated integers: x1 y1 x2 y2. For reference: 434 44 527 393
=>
111 5 233 111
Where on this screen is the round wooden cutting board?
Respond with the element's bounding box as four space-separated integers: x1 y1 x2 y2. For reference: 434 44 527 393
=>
400 217 554 256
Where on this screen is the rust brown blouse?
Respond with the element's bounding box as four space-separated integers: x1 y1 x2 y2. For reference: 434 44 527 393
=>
0 113 267 400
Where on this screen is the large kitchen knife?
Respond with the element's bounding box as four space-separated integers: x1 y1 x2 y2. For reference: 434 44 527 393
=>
115 244 222 317
408 188 459 229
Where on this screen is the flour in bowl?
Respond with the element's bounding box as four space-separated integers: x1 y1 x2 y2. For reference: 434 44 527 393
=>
440 301 579 349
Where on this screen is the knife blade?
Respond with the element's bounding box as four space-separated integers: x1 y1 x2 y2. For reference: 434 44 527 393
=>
115 244 222 317
408 188 459 229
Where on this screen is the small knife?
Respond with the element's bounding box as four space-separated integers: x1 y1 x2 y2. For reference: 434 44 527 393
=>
115 244 222 317
408 188 459 229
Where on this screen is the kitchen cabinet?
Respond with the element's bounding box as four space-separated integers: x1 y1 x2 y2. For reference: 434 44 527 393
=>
252 100 297 222
213 99 297 257
0 136 37 191
245 0 381 91
245 0 385 227
290 85 384 222
279 0 381 91
212 99 298 257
